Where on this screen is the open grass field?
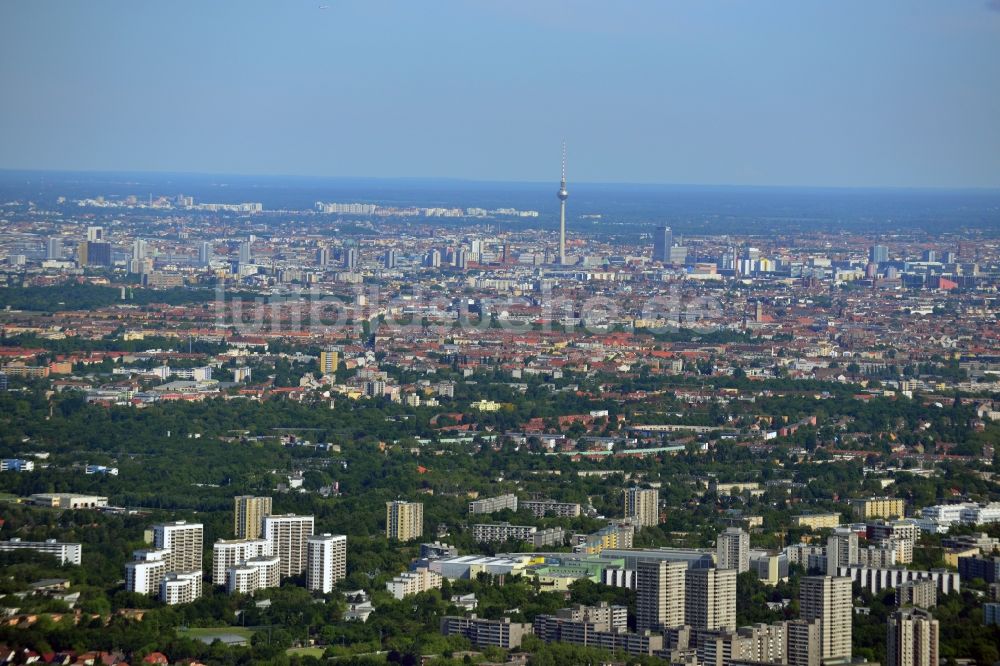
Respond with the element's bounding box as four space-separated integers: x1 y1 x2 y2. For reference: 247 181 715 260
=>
177 626 255 645
286 647 327 658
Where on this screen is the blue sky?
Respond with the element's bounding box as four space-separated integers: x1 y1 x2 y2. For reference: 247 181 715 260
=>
1 1 999 188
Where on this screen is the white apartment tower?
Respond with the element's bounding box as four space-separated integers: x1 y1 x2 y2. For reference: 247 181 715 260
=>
263 514 314 578
153 521 203 573
306 533 347 593
226 555 280 595
212 538 271 586
125 549 169 596
161 571 203 605
827 527 859 575
717 527 750 573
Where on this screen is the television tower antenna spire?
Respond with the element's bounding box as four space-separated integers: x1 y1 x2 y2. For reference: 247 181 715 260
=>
557 141 569 265
561 141 566 187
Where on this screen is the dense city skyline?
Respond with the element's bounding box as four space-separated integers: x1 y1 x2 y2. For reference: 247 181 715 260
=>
2 3 1000 666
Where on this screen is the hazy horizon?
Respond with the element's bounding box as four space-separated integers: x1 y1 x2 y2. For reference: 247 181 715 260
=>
3 167 1000 194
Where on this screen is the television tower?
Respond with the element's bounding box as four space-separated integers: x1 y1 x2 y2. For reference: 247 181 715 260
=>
557 141 569 265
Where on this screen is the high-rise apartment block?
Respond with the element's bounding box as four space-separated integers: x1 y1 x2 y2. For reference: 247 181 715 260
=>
153 521 203 573
895 579 937 609
636 558 686 632
343 247 359 270
226 555 281 595
212 538 271 586
800 575 852 661
623 487 659 528
786 619 822 666
198 241 211 266
306 533 347 593
234 495 272 539
827 527 859 575
263 514 315 578
887 608 939 666
319 350 340 375
386 501 423 541
717 527 750 573
161 571 202 605
46 237 62 260
125 549 169 596
685 567 737 631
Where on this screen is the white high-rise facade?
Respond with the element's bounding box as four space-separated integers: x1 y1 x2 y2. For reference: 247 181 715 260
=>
717 527 750 573
306 533 347 593
226 555 280 595
161 571 202 605
263 514 314 578
153 521 203 573
125 549 169 596
212 538 271 586
827 527 860 575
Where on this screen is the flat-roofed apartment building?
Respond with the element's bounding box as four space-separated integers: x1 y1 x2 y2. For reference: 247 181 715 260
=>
521 499 582 518
471 523 564 547
0 538 82 565
623 487 659 527
440 616 533 649
851 497 905 520
212 538 271 585
793 513 841 530
227 555 281 595
234 495 272 539
263 514 314 578
153 520 204 573
125 549 170 596
468 493 518 514
386 501 423 541
306 533 347 593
